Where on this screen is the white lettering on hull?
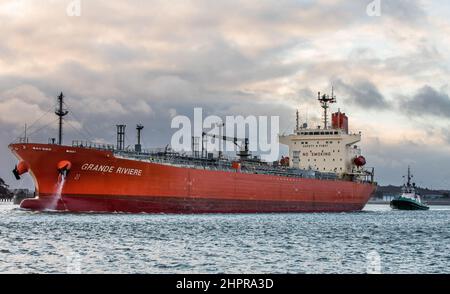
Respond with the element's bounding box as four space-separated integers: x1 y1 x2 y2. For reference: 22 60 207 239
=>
81 163 142 176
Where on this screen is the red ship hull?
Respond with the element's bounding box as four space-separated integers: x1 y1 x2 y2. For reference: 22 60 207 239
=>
9 143 375 213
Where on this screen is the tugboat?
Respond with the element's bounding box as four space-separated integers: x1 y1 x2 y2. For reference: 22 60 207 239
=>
390 167 429 211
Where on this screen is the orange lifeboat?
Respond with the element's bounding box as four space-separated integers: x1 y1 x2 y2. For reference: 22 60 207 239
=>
13 161 30 180
353 156 366 167
57 160 72 176
280 156 290 167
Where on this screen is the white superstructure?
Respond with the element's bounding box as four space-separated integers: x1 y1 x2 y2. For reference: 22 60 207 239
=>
279 91 366 176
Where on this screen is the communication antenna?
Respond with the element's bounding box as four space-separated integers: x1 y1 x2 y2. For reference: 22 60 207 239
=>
317 87 337 129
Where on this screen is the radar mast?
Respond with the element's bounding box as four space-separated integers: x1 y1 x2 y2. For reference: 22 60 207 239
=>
317 88 337 129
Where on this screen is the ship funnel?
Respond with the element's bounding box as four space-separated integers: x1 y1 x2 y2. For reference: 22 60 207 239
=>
13 161 30 180
57 160 72 177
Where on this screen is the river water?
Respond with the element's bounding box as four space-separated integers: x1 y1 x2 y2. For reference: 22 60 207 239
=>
0 203 449 274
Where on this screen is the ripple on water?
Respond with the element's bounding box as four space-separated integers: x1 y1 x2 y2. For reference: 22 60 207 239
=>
0 203 449 273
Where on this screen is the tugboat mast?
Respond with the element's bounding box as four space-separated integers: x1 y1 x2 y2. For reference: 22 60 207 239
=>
55 92 68 145
406 166 413 187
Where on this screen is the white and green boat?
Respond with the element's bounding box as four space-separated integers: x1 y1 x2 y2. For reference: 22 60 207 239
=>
390 167 429 211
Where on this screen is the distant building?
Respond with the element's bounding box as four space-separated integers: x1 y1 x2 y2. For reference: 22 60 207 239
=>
423 194 444 200
383 194 396 202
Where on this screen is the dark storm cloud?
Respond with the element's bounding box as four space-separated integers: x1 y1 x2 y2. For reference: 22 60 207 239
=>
403 86 450 118
332 79 390 110
384 45 444 76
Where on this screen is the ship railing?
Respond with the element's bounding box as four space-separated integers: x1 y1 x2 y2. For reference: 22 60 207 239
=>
17 137 30 143
72 140 115 151
115 150 348 181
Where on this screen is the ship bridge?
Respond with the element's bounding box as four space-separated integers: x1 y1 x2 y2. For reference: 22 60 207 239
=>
280 91 365 176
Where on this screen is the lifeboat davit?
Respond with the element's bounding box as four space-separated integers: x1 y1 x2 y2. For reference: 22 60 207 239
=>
57 160 72 177
13 161 30 180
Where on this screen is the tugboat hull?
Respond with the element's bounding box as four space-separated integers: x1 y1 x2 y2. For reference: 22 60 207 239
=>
390 198 429 211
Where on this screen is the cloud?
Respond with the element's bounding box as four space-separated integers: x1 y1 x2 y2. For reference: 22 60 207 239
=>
333 78 390 110
0 0 448 189
442 128 450 144
0 85 55 127
403 86 450 118
0 98 42 125
128 100 153 115
381 0 426 23
365 136 450 189
0 84 51 105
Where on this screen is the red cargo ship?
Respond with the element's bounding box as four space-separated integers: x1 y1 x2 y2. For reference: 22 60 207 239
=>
9 92 375 213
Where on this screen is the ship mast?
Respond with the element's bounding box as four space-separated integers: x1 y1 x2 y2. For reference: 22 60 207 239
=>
55 92 69 145
407 166 412 187
318 88 337 129
135 124 144 152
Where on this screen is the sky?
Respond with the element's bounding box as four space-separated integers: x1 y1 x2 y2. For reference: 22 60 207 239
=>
1 0 450 189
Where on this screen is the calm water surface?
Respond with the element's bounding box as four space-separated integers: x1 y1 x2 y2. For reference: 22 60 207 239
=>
0 203 449 274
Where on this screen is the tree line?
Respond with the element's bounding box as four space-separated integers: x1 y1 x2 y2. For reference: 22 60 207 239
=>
0 178 13 201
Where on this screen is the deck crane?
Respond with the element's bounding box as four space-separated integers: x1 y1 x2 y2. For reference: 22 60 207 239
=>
201 132 251 160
